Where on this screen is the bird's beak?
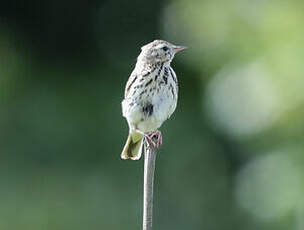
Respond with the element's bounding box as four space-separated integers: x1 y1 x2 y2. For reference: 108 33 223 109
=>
173 45 187 53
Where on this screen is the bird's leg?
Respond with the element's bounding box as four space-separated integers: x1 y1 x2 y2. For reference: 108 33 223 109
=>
134 129 162 149
134 129 155 147
146 130 162 148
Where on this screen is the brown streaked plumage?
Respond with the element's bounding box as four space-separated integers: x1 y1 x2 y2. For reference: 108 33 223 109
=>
121 40 186 160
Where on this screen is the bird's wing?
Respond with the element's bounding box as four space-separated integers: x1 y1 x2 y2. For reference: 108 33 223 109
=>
124 70 138 98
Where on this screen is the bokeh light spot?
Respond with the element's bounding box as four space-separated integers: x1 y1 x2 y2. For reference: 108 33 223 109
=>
235 151 302 221
205 63 280 138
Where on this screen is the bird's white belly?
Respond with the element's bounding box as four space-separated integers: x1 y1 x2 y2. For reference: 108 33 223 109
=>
122 86 176 133
139 94 173 132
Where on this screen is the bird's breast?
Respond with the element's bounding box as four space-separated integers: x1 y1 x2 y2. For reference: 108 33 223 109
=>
123 64 178 132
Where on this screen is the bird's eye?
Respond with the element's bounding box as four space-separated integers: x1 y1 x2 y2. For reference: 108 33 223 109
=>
162 46 169 51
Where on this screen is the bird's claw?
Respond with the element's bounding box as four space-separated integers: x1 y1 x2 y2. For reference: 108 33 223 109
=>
144 130 162 149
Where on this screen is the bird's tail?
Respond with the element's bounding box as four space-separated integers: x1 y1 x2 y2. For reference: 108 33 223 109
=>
121 132 144 160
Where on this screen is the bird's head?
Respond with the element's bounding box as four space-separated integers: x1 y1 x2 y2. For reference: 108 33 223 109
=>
137 40 186 66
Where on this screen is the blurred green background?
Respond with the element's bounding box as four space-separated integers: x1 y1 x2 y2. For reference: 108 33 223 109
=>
0 0 304 229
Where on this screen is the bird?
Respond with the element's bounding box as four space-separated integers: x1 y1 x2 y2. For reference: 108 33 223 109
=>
121 40 186 160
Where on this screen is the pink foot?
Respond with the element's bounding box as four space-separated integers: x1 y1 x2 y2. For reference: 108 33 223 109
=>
145 130 162 148
134 128 162 149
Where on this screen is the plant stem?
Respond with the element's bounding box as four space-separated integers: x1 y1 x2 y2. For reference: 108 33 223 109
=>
142 143 157 230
